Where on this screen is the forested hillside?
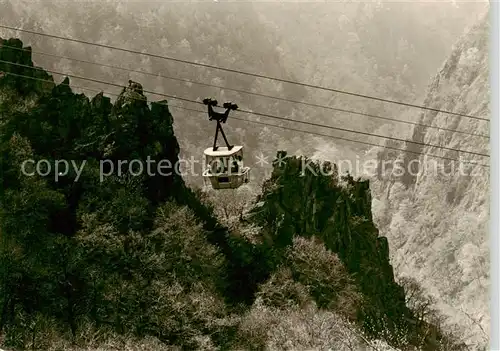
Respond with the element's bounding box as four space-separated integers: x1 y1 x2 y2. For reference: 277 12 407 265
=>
0 38 475 350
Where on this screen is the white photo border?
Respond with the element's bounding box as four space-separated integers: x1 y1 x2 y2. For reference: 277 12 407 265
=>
491 1 499 349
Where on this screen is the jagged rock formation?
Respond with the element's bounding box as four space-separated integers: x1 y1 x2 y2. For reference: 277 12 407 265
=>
369 10 490 349
0 38 54 95
248 152 450 348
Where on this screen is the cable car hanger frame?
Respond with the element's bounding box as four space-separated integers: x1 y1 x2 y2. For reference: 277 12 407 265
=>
203 98 238 151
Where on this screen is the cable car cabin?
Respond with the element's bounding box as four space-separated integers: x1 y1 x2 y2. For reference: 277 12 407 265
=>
201 97 250 190
202 146 250 190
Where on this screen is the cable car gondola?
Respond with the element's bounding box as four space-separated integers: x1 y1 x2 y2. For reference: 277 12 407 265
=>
202 98 250 190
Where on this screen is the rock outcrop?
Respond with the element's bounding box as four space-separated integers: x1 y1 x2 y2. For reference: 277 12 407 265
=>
249 152 444 347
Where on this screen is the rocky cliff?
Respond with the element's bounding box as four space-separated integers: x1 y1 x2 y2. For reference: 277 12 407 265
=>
248 152 455 348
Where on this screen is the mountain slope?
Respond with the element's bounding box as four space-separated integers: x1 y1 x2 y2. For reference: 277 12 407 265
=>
368 10 490 349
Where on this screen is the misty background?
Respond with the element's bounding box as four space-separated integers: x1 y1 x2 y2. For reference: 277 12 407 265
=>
0 0 487 186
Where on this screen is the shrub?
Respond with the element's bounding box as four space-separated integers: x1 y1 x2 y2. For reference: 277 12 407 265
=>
285 236 363 319
255 266 310 309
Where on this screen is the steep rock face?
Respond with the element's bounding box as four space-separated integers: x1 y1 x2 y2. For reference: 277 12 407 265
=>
0 37 187 206
369 11 490 349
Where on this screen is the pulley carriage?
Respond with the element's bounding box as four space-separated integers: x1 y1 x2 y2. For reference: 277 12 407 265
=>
201 98 250 190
